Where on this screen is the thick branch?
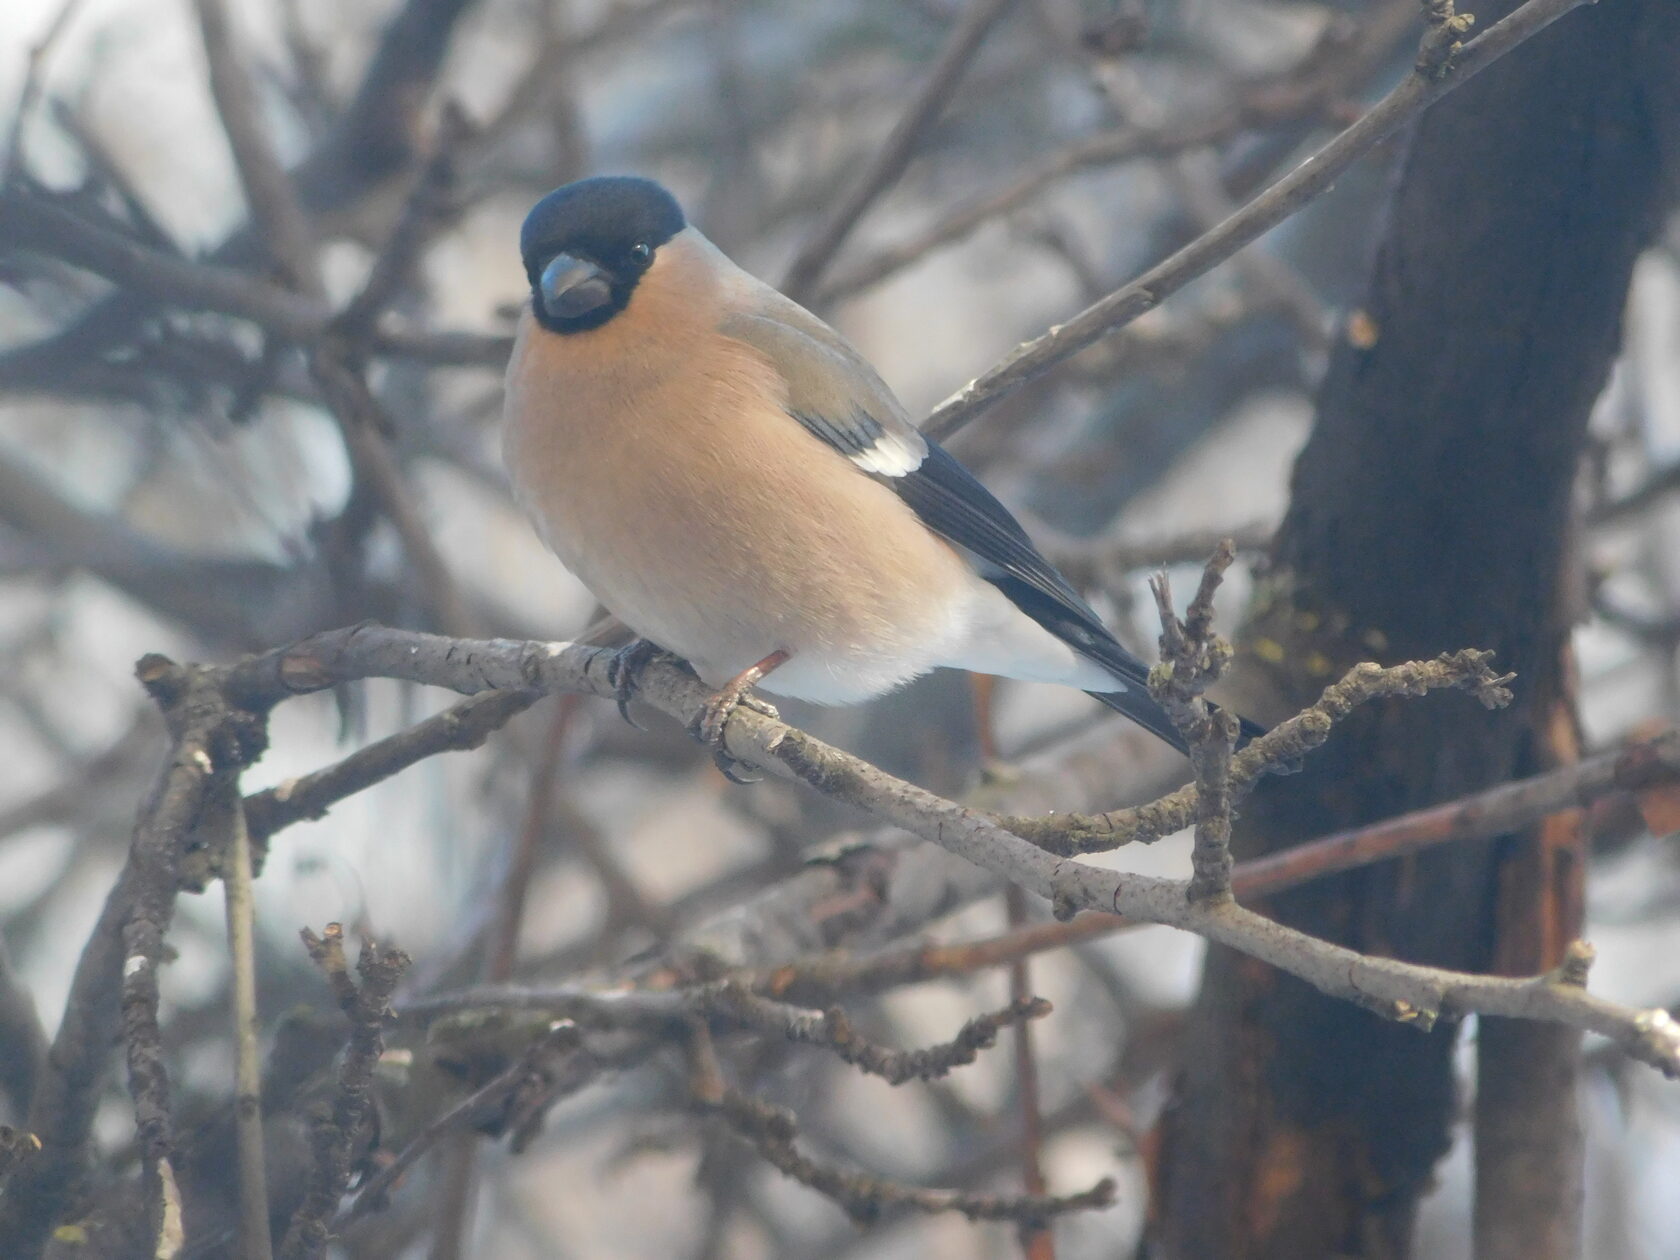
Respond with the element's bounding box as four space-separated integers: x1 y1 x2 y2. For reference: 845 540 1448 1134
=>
0 192 509 367
216 624 1679 1076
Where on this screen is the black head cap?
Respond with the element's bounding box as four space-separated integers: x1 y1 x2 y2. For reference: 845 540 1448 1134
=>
520 176 686 333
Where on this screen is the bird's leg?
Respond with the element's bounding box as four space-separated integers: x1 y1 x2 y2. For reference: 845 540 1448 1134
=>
607 638 667 727
969 673 1001 765
697 650 788 782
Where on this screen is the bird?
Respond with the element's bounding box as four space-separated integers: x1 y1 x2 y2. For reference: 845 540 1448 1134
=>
502 175 1261 771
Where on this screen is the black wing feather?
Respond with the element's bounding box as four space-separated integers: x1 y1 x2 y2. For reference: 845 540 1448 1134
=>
891 443 1147 680
720 285 1266 756
891 442 1267 756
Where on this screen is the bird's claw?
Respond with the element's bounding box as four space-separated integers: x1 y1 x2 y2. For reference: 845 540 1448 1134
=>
607 639 663 728
696 689 779 783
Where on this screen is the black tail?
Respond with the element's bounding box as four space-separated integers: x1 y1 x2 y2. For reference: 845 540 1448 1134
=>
1086 688 1265 758
974 571 1272 764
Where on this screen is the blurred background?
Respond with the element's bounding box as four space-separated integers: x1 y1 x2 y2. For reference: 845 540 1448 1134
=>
1 0 1678 1256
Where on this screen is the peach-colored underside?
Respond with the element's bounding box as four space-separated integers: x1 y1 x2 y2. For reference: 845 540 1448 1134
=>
502 233 980 703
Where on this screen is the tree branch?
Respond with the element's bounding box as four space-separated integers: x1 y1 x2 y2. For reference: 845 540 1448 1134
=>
702 1088 1114 1227
920 0 1595 439
278 924 411 1260
696 982 1049 1086
211 623 1680 1077
779 0 1022 303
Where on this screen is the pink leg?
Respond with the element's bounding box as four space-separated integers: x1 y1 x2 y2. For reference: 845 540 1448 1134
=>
698 650 789 781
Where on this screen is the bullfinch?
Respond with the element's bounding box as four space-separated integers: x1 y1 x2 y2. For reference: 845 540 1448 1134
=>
503 175 1259 766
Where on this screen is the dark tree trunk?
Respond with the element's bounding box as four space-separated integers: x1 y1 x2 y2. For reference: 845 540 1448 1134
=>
1153 0 1679 1256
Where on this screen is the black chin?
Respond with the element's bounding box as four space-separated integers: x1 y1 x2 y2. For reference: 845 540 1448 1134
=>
531 284 630 334
542 276 614 322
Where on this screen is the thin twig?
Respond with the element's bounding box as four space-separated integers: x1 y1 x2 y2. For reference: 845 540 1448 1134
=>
709 1087 1115 1225
1081 55 1330 352
1004 649 1516 853
243 688 542 848
920 0 1594 439
779 0 1022 303
114 658 273 1254
279 926 411 1260
428 694 574 1258
696 981 1048 1085
336 1022 582 1226
309 349 480 638
815 0 1418 304
223 802 274 1260
1004 885 1053 1260
191 0 324 295
333 102 473 340
0 873 138 1255
1 192 509 366
1046 522 1273 595
1146 547 1240 902
3 0 89 185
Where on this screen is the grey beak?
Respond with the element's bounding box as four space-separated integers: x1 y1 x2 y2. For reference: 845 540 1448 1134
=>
539 253 613 320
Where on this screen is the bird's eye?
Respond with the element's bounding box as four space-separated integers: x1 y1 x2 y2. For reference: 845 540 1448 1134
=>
628 242 653 264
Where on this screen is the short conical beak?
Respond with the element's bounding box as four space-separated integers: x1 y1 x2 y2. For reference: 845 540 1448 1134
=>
539 254 613 320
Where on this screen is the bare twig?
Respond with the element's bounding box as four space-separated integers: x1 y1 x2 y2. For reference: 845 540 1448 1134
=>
488 697 574 982
1005 649 1515 853
243 688 542 849
1004 885 1052 1260
779 0 1022 303
279 925 411 1260
743 731 1680 1001
3 0 89 185
333 103 473 340
1236 732 1680 891
427 693 574 1258
0 873 138 1254
224 804 273 1260
921 0 1595 439
308 349 480 637
192 0 323 295
116 657 273 1254
815 0 1418 304
1146 548 1240 902
0 192 511 367
696 982 1049 1085
337 1022 583 1226
707 1088 1115 1226
1080 55 1331 352
1046 521 1274 593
